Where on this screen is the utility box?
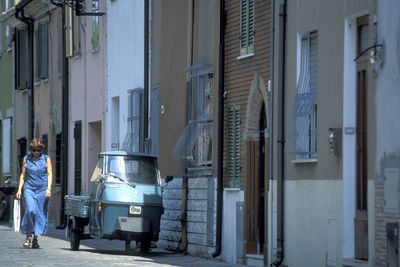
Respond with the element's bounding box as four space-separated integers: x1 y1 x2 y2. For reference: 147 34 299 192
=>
236 202 244 264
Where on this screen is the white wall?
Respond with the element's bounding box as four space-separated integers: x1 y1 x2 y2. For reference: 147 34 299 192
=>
375 1 400 167
342 17 357 259
106 0 144 151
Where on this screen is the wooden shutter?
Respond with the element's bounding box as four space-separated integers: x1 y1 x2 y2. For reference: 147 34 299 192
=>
240 0 254 55
74 121 82 195
227 105 241 188
16 29 28 90
38 22 48 79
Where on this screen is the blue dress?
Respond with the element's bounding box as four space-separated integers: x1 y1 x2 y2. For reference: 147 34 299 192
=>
21 153 50 236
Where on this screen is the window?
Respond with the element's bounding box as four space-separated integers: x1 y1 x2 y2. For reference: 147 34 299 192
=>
286 32 318 159
16 28 30 90
6 26 12 48
73 11 81 55
36 22 48 80
240 0 254 55
65 6 80 57
91 0 99 50
172 63 214 173
227 105 241 187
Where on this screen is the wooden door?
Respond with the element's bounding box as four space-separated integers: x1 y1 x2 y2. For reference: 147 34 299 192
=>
245 140 259 254
354 16 369 260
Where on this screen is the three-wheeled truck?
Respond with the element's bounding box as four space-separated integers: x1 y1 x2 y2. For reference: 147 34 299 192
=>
65 151 163 253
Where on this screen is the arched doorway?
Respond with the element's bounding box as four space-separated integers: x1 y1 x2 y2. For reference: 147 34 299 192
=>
243 73 269 259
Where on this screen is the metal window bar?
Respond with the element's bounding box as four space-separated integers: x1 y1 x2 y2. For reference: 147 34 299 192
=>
173 63 214 170
122 88 143 153
286 34 318 158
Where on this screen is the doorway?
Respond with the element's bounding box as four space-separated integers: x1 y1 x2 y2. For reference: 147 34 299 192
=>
354 15 369 260
245 103 267 255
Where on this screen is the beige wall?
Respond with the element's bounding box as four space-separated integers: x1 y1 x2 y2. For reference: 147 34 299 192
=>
68 4 106 194
157 0 188 178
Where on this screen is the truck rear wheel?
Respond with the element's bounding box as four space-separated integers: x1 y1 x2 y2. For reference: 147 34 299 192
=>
140 240 151 253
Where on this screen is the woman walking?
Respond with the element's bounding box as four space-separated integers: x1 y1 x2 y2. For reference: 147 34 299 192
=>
16 138 52 248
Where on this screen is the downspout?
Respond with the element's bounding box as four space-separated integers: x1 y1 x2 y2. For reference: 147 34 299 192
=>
15 7 34 141
143 0 149 153
212 0 225 258
50 0 68 228
268 0 275 263
272 0 286 266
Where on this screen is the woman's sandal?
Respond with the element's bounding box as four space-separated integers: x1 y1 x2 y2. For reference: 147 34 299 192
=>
23 234 32 248
32 237 39 249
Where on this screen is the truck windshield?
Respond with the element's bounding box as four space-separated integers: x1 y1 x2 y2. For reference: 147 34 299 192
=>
106 156 158 185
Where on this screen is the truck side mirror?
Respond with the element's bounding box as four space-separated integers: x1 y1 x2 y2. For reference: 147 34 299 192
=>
98 174 108 182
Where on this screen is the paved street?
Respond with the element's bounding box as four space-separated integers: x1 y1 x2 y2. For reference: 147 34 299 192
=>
0 223 243 267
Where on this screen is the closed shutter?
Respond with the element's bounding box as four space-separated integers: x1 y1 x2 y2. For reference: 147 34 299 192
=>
240 0 254 55
16 29 27 90
227 105 241 188
38 22 48 79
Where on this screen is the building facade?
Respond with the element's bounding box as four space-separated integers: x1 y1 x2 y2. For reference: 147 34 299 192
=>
270 0 376 266
222 0 271 264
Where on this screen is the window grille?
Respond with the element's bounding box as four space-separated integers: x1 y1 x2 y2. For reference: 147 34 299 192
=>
173 63 214 173
240 0 254 55
91 0 99 49
227 105 241 188
286 33 318 159
122 88 144 153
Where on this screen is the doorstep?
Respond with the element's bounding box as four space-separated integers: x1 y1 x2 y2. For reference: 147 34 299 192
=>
246 254 264 266
341 258 369 267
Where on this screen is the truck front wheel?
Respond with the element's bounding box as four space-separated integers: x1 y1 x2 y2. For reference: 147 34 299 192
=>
69 227 80 251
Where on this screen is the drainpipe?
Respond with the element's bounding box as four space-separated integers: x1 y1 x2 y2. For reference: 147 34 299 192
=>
50 0 69 229
143 0 149 153
15 7 34 141
272 0 286 266
268 0 275 263
212 0 225 258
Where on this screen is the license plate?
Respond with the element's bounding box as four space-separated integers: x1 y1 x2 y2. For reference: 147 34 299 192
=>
129 206 141 215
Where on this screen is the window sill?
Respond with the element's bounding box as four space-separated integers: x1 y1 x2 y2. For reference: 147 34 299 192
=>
237 53 254 60
291 158 318 164
225 188 241 192
91 47 100 53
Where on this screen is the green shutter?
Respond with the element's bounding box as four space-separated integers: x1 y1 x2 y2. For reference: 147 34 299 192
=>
240 0 254 55
16 29 27 90
38 22 48 79
227 105 241 188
